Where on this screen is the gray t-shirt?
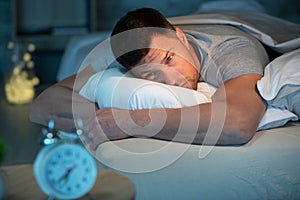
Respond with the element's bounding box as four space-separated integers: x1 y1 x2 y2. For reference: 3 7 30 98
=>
182 25 269 88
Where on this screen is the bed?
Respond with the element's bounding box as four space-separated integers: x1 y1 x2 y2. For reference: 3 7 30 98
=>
57 5 300 200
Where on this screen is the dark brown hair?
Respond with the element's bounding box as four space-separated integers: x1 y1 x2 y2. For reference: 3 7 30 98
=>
110 8 175 69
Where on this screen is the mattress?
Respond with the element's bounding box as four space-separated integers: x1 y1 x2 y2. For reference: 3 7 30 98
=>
95 121 300 200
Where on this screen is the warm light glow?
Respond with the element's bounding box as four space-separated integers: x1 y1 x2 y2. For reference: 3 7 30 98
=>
5 42 40 104
5 69 39 104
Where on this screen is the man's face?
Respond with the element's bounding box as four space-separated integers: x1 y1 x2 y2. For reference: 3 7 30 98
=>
130 34 200 90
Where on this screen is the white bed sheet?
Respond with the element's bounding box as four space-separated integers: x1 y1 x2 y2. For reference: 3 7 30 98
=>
95 121 300 200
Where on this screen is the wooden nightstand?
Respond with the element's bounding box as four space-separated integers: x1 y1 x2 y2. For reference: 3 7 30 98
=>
1 164 135 200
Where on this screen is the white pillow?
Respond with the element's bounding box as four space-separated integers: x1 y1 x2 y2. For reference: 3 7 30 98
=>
257 48 300 118
79 67 215 110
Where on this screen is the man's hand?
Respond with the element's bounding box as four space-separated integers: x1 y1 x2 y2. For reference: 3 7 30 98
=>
82 108 132 150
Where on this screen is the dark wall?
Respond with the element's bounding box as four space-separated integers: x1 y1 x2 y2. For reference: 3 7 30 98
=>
258 0 300 23
0 0 67 84
0 0 14 78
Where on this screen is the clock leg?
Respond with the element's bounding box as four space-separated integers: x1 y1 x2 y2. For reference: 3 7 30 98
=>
85 192 95 200
47 196 55 200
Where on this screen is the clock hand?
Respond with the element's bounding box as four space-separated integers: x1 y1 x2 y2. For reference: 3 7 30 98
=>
57 165 77 183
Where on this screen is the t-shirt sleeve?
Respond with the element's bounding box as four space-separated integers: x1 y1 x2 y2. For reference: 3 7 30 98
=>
201 35 269 87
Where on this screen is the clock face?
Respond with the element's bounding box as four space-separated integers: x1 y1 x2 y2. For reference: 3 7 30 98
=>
34 143 97 199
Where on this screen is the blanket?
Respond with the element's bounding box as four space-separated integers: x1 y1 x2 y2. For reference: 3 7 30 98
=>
169 11 300 53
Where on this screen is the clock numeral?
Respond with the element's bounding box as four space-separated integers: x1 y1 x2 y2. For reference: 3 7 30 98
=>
85 167 90 173
48 160 58 167
82 158 87 165
47 169 53 175
65 149 72 156
56 153 62 159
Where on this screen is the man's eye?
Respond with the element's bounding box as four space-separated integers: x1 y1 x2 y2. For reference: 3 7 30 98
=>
166 54 174 64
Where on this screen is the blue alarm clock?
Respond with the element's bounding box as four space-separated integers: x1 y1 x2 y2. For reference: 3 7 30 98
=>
33 120 97 199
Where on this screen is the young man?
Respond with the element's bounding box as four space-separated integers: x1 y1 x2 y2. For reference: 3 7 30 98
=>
30 8 269 150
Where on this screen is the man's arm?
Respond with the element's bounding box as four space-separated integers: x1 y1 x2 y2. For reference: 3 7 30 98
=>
90 74 266 149
29 66 97 132
158 74 266 145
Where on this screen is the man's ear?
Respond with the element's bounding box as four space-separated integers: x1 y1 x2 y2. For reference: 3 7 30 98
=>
175 27 189 47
